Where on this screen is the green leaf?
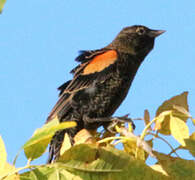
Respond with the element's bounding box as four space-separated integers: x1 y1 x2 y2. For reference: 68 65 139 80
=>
20 166 54 180
0 0 6 13
184 132 195 157
185 139 195 157
21 145 167 180
23 118 76 160
20 164 83 180
155 151 195 179
58 144 166 180
170 115 189 146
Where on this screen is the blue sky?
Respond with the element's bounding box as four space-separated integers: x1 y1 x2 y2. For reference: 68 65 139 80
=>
0 0 195 167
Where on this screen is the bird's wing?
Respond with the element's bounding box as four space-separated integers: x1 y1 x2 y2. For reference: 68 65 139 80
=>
46 49 118 123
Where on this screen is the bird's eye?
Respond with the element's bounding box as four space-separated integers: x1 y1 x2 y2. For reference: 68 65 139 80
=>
136 27 145 35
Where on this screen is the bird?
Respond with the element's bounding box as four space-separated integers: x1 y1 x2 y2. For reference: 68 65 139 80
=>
46 25 165 163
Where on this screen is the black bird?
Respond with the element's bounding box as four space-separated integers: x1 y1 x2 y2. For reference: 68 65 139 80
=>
46 25 165 163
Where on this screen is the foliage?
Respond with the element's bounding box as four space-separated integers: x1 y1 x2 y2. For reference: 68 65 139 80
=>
0 92 195 180
0 0 6 13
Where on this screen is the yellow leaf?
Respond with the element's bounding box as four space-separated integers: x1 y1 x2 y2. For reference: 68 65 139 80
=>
123 139 137 156
74 129 94 145
154 111 172 135
192 118 195 126
0 137 19 179
0 162 19 180
128 122 134 132
60 133 72 156
150 164 168 176
155 92 189 135
0 136 7 171
190 132 195 140
170 115 189 146
123 138 146 160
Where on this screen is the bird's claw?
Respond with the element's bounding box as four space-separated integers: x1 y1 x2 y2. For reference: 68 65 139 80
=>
107 115 135 133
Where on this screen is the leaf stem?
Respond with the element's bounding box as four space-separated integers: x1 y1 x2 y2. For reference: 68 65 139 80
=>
140 117 157 140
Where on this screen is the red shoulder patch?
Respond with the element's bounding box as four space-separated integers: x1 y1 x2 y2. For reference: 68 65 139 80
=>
83 50 117 75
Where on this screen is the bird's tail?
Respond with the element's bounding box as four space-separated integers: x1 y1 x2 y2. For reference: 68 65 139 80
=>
47 129 67 163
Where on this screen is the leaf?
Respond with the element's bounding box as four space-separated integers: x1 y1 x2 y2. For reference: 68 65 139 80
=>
170 115 189 146
74 129 94 145
192 118 195 126
184 139 195 157
57 144 166 180
190 132 195 140
23 118 76 160
20 145 167 180
155 92 189 135
173 105 191 118
0 0 6 13
123 137 154 161
0 137 19 179
156 92 189 118
184 132 195 157
123 138 144 160
144 109 151 130
144 139 154 159
154 111 171 134
60 133 72 156
47 169 68 180
24 139 51 162
0 162 19 180
154 151 195 179
150 164 168 176
0 136 7 170
20 166 55 180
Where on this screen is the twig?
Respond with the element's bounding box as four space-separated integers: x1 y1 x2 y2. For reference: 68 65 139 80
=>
168 146 182 156
119 127 156 158
148 132 180 157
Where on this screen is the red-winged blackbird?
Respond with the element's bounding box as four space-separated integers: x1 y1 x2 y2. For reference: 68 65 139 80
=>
46 25 165 163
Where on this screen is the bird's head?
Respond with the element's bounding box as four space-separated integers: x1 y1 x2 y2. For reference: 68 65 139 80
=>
111 25 165 59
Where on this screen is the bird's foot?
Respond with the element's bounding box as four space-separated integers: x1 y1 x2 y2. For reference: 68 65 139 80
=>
83 114 135 133
107 114 135 133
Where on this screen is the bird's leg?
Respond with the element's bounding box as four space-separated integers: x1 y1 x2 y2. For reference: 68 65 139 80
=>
106 115 135 133
83 114 135 133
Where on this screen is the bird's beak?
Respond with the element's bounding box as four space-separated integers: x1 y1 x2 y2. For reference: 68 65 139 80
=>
148 29 166 38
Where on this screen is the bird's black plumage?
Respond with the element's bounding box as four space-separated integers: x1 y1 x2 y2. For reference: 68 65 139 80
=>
46 25 165 163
